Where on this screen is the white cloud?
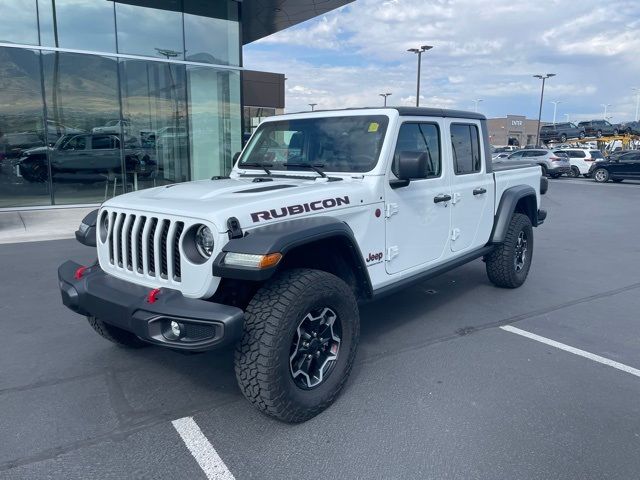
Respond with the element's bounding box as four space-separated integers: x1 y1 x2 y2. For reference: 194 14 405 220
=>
245 0 640 121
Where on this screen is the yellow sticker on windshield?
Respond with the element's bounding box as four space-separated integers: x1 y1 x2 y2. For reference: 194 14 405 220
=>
368 122 379 133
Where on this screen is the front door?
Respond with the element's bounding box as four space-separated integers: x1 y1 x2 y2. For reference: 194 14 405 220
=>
385 120 451 275
617 152 640 178
447 121 494 253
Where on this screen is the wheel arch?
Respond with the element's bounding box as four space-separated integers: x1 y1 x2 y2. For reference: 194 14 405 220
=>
212 217 373 301
489 185 539 244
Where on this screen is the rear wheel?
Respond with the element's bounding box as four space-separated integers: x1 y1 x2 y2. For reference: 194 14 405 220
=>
596 130 603 138
560 134 567 142
235 269 359 423
613 129 619 136
579 132 585 139
486 213 533 289
87 316 147 348
569 166 580 178
593 168 609 183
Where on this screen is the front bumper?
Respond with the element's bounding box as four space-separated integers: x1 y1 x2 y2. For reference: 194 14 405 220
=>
58 261 244 352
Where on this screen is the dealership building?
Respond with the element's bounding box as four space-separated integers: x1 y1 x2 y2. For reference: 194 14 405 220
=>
0 0 349 210
487 115 541 147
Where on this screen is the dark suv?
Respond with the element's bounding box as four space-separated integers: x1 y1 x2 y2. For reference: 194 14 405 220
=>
589 150 640 183
539 122 585 143
618 121 640 135
577 120 618 138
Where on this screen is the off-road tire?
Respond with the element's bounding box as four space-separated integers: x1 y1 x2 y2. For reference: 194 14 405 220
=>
485 213 533 289
235 268 359 423
87 316 148 348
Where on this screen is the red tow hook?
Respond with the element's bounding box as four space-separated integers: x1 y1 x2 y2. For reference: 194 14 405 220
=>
147 288 161 304
74 266 88 280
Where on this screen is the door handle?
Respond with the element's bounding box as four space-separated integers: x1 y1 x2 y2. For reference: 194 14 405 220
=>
433 194 452 204
473 187 487 195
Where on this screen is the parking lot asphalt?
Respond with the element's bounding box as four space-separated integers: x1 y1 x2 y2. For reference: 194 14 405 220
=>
1 177 640 479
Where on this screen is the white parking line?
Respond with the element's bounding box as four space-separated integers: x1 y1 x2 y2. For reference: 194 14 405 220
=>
500 325 640 378
172 417 235 480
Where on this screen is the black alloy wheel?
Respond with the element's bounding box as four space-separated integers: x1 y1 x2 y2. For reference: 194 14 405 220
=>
289 307 342 389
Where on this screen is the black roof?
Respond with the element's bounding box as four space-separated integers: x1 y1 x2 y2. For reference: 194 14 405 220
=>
287 107 486 120
392 107 486 120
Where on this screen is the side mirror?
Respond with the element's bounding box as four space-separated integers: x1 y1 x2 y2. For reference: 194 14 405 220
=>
75 209 98 247
390 151 431 189
232 151 241 165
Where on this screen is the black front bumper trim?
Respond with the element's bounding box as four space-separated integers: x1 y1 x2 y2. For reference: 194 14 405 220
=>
58 261 244 352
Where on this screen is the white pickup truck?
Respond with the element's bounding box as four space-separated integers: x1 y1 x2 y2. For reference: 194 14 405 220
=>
59 107 547 423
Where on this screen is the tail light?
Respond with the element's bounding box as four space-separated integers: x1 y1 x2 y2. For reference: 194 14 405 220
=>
550 156 563 161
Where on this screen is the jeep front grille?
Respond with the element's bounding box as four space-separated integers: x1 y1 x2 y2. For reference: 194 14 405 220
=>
105 211 184 282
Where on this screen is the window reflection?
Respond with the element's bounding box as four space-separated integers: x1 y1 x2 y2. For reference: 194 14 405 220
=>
187 66 241 179
0 0 39 45
0 48 49 207
42 51 122 204
39 0 116 52
184 0 240 65
116 2 184 60
119 59 189 189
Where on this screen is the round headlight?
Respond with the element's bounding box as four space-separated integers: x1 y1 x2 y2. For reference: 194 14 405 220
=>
99 211 109 243
195 225 214 258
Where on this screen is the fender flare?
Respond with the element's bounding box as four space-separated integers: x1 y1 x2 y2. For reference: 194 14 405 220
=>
489 185 538 244
212 216 372 294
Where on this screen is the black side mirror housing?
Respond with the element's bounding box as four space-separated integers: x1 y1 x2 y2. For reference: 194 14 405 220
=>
75 209 98 247
390 151 431 189
232 151 241 165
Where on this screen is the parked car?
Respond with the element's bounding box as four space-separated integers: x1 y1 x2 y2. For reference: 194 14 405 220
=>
92 119 131 135
553 148 604 177
16 133 154 183
617 121 640 135
506 148 571 178
589 150 640 183
577 120 618 138
539 122 585 143
493 145 519 153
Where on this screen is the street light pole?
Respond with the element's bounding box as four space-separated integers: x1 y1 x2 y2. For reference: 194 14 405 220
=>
472 99 483 113
379 93 392 106
408 45 433 107
551 100 562 124
309 103 317 112
633 88 640 122
533 73 556 147
601 103 611 118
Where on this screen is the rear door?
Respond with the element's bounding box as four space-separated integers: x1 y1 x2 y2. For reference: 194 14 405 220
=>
384 120 452 274
447 120 494 253
90 135 121 172
617 152 640 178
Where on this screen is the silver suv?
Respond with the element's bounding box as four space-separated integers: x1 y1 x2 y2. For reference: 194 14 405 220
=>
503 149 571 178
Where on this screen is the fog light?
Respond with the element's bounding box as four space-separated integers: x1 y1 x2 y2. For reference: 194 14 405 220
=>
170 320 183 338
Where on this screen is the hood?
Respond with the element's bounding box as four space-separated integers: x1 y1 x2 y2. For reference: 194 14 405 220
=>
103 174 377 231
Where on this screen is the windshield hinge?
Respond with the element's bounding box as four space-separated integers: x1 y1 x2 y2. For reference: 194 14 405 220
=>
385 203 399 218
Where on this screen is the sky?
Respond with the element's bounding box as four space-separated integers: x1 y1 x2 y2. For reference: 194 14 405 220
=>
243 0 640 123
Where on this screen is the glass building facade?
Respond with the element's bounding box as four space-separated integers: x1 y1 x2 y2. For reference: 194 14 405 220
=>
0 0 242 208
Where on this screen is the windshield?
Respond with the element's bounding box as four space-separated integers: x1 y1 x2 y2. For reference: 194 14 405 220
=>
239 115 389 173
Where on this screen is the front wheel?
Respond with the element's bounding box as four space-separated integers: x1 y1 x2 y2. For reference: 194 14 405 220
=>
579 132 586 139
596 130 603 138
593 168 609 183
560 134 567 142
235 269 359 423
485 213 533 289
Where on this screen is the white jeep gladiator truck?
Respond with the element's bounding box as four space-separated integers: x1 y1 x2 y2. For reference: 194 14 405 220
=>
59 107 548 423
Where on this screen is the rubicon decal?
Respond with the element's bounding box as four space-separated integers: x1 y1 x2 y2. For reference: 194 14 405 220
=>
251 196 350 223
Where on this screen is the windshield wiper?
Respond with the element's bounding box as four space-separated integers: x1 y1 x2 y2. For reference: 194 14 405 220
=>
281 163 327 178
240 162 273 175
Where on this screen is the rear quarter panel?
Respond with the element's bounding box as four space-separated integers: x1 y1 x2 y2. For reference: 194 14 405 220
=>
493 165 542 215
